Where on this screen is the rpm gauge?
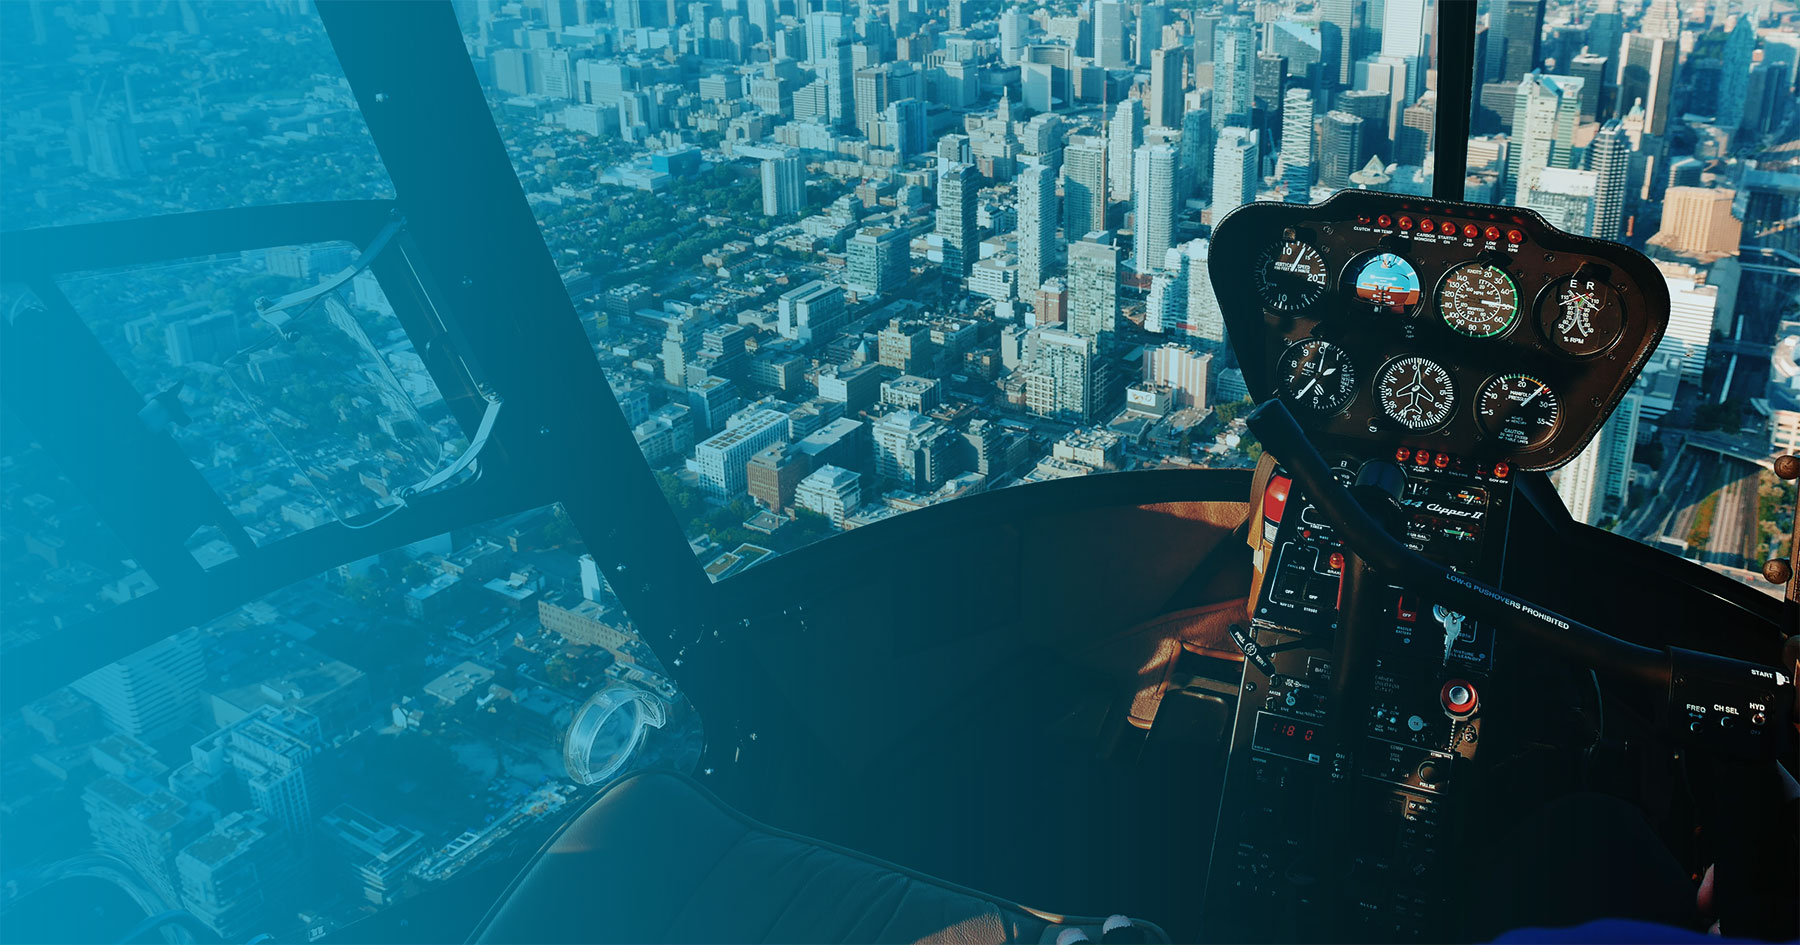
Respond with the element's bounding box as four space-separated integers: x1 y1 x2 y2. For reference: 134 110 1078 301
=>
1476 374 1561 449
1438 261 1520 337
1256 239 1330 313
1277 338 1357 415
1538 272 1624 357
1375 356 1456 432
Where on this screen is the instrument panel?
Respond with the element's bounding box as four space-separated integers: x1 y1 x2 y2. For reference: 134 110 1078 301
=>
1210 192 1670 471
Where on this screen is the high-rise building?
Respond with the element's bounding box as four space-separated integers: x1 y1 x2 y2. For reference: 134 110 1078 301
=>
1589 120 1630 241
1000 8 1028 65
760 149 805 216
1497 0 1545 81
1569 50 1609 122
1553 434 1607 525
1599 389 1640 507
1397 93 1437 167
1094 0 1129 69
1212 19 1254 127
805 10 851 66
1063 135 1108 241
937 162 980 279
1067 235 1120 338
1211 127 1259 222
825 37 855 129
1108 99 1144 203
1280 88 1315 201
1180 240 1226 351
1506 72 1583 203
1149 46 1187 129
1656 262 1718 382
871 410 955 490
1640 0 1681 41
1136 2 1165 68
1380 0 1428 59
1319 0 1355 85
1318 111 1365 190
1016 161 1060 298
1648 188 1743 262
1525 168 1599 236
1132 143 1179 272
1179 108 1213 197
73 629 206 740
1617 33 1677 136
845 225 910 298
225 706 323 836
777 281 846 344
695 408 790 498
1022 328 1097 422
1144 342 1212 408
1145 246 1189 334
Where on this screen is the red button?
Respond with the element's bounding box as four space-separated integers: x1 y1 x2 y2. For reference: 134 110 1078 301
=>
1492 462 1510 478
1418 218 1435 233
1414 449 1431 466
1397 215 1414 230
1377 214 1393 228
1397 595 1418 623
1484 225 1502 241
1441 679 1479 716
1394 446 1411 461
1434 452 1451 468
1329 552 1345 571
1461 223 1479 239
1505 228 1525 244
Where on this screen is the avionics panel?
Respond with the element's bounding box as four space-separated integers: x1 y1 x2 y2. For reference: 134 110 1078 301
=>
1208 192 1670 472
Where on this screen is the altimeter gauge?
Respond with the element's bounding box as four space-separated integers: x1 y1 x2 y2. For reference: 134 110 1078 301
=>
1277 338 1357 415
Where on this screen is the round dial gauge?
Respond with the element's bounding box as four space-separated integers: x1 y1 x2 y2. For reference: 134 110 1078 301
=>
1256 240 1330 313
1375 356 1456 431
1538 273 1624 356
1438 262 1520 337
1277 338 1357 415
1349 252 1423 313
1476 374 1561 449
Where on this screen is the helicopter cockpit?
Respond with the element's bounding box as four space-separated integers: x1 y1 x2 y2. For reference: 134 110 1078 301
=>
1 2 1796 944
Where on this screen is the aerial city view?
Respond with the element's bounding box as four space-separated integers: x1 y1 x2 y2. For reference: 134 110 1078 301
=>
1 0 1797 939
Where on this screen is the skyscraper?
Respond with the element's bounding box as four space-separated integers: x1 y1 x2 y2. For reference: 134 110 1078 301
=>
1640 0 1681 41
1094 0 1129 69
1648 187 1744 261
1145 246 1189 334
1589 119 1630 241
1063 135 1108 240
1000 8 1028 65
1211 127 1259 222
1135 1 1165 69
1319 0 1355 85
1179 107 1213 197
937 162 980 279
1280 87 1315 201
1506 72 1583 203
760 149 804 216
1132 143 1179 273
1569 50 1609 122
1318 111 1365 190
1149 45 1186 129
846 225 910 298
1067 234 1120 338
1380 0 1428 59
1016 161 1059 298
1181 240 1225 350
1553 434 1607 525
1108 99 1143 203
1524 167 1599 236
1497 0 1545 81
1617 33 1677 136
1212 19 1254 127
1717 16 1756 134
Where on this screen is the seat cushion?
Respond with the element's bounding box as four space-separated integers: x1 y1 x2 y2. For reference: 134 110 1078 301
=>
473 770 1166 944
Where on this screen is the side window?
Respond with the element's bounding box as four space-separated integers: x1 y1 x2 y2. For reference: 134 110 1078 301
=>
1 503 698 942
463 1 1435 576
1467 0 1799 572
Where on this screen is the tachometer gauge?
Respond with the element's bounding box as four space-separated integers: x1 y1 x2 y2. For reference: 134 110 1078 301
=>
1256 239 1329 313
1277 338 1357 415
1349 252 1422 314
1438 262 1519 338
1476 374 1561 449
1537 272 1623 357
1375 356 1456 431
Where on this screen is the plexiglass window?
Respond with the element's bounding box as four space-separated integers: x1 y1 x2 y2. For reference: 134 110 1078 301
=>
464 0 1439 577
1464 0 1799 586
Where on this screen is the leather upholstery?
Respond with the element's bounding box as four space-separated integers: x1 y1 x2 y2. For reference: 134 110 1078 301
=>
473 770 1168 944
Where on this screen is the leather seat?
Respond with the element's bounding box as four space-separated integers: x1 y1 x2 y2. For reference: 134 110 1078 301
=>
473 770 1169 944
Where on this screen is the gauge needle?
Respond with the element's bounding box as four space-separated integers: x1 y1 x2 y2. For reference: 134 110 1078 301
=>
1521 384 1546 407
1299 378 1320 398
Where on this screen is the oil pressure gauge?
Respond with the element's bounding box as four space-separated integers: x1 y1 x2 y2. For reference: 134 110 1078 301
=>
1277 338 1357 416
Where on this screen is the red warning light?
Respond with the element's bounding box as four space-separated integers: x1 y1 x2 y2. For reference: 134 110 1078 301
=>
1418 219 1435 233
1356 213 1372 224
1376 214 1393 228
1397 215 1414 231
1505 228 1525 244
1492 462 1511 479
1414 450 1432 466
1394 446 1411 462
1329 552 1345 571
1483 225 1502 241
1434 452 1451 469
1461 223 1480 239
